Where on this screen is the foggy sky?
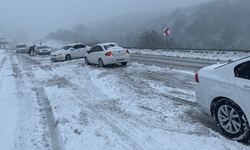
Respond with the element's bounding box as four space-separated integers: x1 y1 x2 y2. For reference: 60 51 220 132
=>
0 0 211 41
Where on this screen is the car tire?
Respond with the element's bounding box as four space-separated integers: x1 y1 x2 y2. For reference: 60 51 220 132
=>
65 54 71 61
99 59 105 67
121 62 127 66
213 98 250 141
85 57 90 65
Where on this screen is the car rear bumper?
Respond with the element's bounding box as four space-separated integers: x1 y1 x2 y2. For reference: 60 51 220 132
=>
195 83 213 116
104 55 130 65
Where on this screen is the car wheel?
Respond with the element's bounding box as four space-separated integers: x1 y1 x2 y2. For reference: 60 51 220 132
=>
85 57 90 65
65 54 71 61
213 99 250 141
121 62 127 66
99 59 105 67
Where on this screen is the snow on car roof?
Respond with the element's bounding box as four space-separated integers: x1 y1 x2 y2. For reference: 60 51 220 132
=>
37 45 48 47
68 43 85 46
17 43 26 46
97 43 118 46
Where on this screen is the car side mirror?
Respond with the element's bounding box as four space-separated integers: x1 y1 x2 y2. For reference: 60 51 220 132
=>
71 48 75 51
87 51 90 54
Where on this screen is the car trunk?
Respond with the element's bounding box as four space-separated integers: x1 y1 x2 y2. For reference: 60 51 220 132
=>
109 48 126 56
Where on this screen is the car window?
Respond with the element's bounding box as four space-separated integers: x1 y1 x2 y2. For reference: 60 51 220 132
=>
234 61 250 80
96 46 103 52
104 44 118 50
61 45 72 50
89 46 96 52
78 45 86 48
37 46 48 50
73 45 79 49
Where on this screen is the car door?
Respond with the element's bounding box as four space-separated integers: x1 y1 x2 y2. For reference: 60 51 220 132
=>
234 61 250 114
87 46 96 63
93 46 104 64
71 45 79 58
77 44 84 57
78 44 88 57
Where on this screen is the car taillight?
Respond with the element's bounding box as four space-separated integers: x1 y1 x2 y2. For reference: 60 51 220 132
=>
105 52 113 56
126 50 129 54
195 73 199 83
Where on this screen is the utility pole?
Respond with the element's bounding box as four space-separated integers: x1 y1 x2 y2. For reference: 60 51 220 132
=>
166 36 168 48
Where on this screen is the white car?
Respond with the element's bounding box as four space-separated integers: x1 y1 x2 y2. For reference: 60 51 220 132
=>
195 56 250 141
16 43 27 53
37 45 51 55
50 43 90 62
84 43 130 67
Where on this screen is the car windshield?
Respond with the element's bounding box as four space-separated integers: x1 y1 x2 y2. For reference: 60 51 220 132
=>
103 44 119 50
37 46 48 50
61 46 72 50
16 45 26 48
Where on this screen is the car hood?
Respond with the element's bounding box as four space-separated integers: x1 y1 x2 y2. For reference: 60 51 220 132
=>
38 48 49 51
51 49 68 55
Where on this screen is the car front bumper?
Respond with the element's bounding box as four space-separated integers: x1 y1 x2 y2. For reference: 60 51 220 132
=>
38 51 50 55
50 55 65 61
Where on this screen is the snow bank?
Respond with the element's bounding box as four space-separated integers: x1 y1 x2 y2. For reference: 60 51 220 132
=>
130 49 250 61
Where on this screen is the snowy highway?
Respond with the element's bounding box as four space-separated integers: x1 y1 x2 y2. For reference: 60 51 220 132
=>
0 49 249 150
130 54 222 72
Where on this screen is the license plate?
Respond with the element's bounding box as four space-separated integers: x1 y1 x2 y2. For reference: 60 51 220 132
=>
51 58 56 60
116 59 124 61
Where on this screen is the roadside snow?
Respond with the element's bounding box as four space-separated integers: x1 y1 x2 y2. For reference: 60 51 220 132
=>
1 49 250 150
130 49 250 61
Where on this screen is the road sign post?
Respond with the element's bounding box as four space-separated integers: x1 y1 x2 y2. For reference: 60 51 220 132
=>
164 28 170 48
75 37 78 43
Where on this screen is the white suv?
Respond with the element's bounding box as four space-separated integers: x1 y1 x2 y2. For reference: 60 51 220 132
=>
50 43 90 62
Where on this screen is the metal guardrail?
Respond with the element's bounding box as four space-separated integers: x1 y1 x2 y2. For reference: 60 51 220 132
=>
124 47 250 52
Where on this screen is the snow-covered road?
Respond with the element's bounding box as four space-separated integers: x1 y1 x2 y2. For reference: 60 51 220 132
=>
0 49 249 150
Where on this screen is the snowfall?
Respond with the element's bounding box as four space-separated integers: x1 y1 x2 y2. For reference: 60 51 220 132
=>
0 42 250 150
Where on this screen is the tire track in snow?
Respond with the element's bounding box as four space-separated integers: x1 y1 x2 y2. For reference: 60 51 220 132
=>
23 56 215 148
0 56 7 92
15 54 64 150
25 59 163 150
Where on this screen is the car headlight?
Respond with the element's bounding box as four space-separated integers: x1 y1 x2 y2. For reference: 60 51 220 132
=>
59 53 65 56
40 50 42 52
49 49 51 51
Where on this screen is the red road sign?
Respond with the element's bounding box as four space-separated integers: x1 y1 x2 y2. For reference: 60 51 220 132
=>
75 37 78 41
164 28 170 36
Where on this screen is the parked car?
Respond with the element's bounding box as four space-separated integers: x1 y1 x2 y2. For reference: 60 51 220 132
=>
15 43 28 53
0 38 8 49
37 45 51 55
195 56 250 141
50 43 90 62
84 43 130 67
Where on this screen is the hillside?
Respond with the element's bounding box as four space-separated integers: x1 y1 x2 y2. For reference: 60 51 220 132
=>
45 0 250 50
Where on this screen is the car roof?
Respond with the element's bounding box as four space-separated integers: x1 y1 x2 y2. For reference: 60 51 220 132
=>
17 43 26 45
37 45 48 47
95 43 118 47
68 43 85 46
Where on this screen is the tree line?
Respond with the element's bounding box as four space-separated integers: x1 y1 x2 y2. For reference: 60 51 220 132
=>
45 0 250 50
